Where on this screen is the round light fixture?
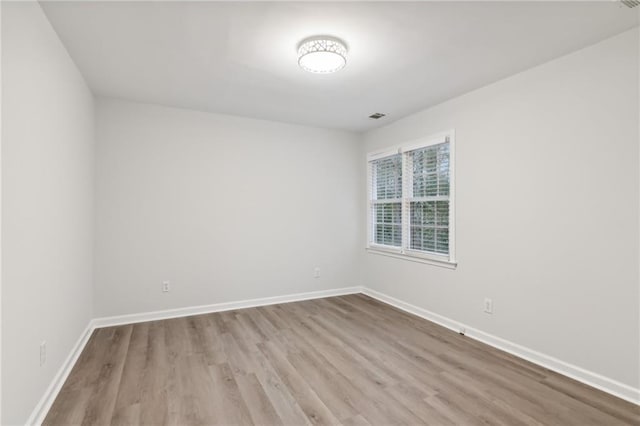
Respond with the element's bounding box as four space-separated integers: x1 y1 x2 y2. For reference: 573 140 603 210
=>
297 36 347 74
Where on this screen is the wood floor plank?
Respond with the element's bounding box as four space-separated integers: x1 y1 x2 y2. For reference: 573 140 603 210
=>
234 372 283 426
80 326 133 425
111 322 150 425
276 314 427 425
137 320 171 426
258 340 342 425
385 381 457 426
208 363 254 425
247 348 312 426
43 295 639 426
273 328 361 422
222 324 311 425
341 414 371 426
539 374 640 424
278 304 395 389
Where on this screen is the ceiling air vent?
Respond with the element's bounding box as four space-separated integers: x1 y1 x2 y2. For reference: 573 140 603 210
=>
620 0 639 8
369 113 386 119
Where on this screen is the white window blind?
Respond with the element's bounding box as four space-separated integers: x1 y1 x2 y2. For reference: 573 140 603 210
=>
367 132 455 264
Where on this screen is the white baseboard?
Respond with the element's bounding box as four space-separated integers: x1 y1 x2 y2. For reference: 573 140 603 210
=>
361 287 640 406
26 322 95 426
92 286 363 328
27 284 638 425
26 286 362 425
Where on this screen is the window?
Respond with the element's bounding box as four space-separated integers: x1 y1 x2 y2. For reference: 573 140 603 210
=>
367 131 456 267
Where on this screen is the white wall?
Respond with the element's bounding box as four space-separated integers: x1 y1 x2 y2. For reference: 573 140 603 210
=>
361 28 639 390
94 98 362 317
1 2 95 424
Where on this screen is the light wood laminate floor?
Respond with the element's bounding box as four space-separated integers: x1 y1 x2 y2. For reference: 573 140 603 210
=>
44 294 639 425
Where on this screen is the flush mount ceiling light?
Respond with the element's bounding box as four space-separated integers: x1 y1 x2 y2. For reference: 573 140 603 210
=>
297 36 347 74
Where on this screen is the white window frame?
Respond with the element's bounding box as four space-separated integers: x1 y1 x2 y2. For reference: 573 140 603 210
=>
366 130 457 269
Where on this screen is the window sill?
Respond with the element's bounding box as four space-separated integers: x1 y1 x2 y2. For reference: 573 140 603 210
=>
366 247 458 269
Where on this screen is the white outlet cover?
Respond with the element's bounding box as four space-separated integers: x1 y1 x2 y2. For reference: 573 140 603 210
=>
484 298 493 314
40 341 46 366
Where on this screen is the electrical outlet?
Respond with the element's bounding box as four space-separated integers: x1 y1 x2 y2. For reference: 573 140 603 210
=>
162 281 170 292
484 298 493 314
40 341 46 366
313 267 320 278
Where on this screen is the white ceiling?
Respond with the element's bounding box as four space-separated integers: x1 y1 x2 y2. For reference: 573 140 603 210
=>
41 1 638 132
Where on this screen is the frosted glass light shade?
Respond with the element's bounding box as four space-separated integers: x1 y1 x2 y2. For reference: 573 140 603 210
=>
297 37 347 74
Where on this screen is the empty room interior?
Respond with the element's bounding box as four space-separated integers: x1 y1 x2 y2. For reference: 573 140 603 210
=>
2 0 640 425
